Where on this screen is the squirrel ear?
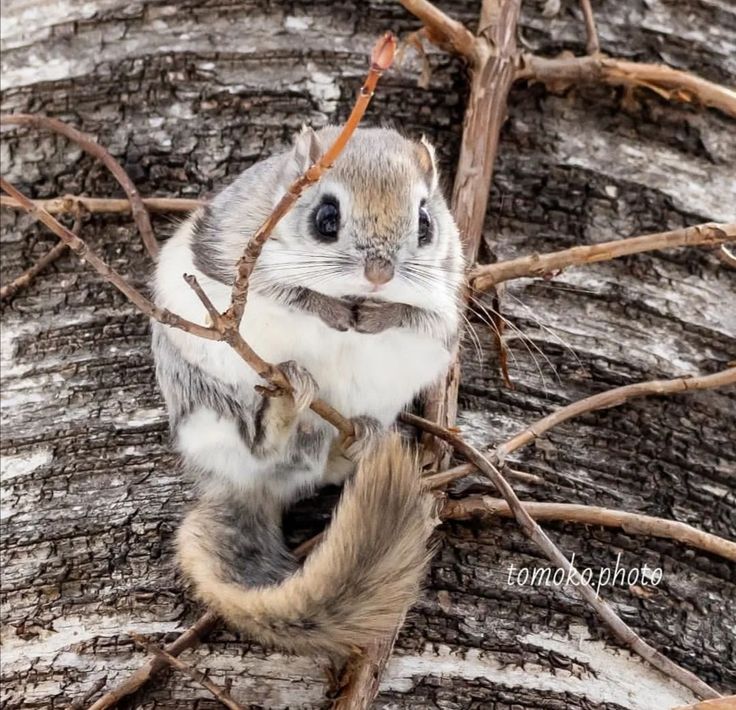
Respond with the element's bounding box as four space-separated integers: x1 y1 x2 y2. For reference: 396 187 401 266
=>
414 135 438 193
293 125 322 172
280 126 322 188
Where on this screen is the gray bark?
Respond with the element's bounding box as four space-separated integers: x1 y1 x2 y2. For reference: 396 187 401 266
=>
1 1 735 708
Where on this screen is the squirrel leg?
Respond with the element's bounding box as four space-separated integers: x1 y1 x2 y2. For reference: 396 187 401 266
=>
322 415 385 485
253 360 318 458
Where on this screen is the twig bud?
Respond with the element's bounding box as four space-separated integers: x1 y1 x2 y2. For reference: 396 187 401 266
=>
371 32 397 71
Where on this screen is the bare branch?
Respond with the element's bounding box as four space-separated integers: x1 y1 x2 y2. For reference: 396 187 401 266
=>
398 0 476 60
333 637 398 710
494 367 736 463
1 240 67 301
424 465 543 489
442 497 736 562
470 222 735 291
579 0 600 55
130 632 246 710
401 411 720 700
1 194 204 215
87 611 220 710
0 113 160 258
517 54 736 119
184 273 223 327
674 697 736 710
225 33 397 328
438 367 736 487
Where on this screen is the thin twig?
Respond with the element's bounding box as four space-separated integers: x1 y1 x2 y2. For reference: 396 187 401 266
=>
1 194 204 215
517 54 736 119
424 465 544 489
470 222 736 290
579 0 600 55
129 632 246 710
1 206 87 302
87 611 220 710
494 367 736 463
225 33 396 329
1 240 68 301
0 114 159 258
436 367 736 487
400 411 720 700
398 0 476 59
442 497 736 562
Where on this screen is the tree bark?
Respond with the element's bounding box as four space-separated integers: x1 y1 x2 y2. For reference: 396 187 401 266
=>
1 1 734 709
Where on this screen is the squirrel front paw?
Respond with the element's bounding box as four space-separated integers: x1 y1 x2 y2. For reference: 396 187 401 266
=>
342 415 385 460
315 296 354 332
353 300 406 334
278 360 319 414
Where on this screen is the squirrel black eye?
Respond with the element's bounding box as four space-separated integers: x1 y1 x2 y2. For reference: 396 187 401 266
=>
312 198 340 242
418 204 432 246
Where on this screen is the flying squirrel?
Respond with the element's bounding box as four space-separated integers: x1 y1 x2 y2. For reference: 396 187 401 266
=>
151 126 464 657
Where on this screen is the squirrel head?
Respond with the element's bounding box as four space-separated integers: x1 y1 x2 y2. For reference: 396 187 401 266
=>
261 126 464 309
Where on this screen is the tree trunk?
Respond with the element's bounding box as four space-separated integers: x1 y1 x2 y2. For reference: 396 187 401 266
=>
1 1 734 709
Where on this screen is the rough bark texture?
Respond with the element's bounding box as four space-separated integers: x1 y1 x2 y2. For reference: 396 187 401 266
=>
1 1 735 709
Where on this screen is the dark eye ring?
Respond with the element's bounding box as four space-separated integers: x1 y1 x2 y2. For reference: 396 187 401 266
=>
418 204 432 246
312 198 340 242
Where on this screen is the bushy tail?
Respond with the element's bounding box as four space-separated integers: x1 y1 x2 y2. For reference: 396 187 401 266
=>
176 433 434 656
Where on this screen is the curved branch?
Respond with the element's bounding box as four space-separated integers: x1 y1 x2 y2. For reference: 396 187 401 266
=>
495 368 736 463
0 113 160 258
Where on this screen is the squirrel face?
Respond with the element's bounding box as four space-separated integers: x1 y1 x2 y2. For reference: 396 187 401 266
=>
259 127 464 310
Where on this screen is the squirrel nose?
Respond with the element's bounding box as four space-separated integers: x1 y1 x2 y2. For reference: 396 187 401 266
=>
364 258 395 286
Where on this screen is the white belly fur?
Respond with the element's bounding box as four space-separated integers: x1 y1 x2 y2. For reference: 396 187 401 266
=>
154 234 451 429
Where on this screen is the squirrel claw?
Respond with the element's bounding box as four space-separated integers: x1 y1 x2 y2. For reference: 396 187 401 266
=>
278 360 319 414
342 415 385 460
